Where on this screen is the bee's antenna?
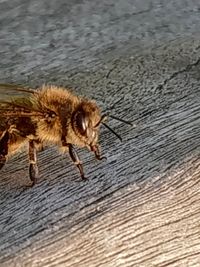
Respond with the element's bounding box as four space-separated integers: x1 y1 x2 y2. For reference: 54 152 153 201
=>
95 114 108 127
95 113 131 141
102 122 122 142
109 115 133 126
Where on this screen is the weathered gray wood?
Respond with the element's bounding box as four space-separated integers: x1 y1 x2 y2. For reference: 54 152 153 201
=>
1 1 200 266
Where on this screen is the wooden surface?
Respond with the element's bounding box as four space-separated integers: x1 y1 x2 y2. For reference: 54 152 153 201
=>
1 1 200 266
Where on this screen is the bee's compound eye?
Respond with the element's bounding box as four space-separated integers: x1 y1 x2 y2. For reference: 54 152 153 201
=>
76 112 88 135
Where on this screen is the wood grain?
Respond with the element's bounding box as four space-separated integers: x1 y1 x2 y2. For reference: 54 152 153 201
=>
0 38 200 267
1 1 200 266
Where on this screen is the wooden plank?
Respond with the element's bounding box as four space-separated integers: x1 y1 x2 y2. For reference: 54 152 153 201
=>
1 0 200 266
0 38 200 266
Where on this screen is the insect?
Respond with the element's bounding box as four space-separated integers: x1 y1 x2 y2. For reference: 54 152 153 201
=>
0 83 131 186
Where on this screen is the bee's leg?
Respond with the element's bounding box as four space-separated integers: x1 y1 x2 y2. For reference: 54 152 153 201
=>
68 144 87 181
0 131 9 170
28 140 39 186
90 144 107 161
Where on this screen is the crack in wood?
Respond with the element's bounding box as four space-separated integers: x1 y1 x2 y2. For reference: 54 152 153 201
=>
155 57 200 92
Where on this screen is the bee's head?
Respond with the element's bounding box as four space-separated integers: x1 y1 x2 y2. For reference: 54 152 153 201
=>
72 100 103 148
72 100 132 160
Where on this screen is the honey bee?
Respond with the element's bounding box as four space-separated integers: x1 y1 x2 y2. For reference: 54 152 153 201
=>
0 83 131 186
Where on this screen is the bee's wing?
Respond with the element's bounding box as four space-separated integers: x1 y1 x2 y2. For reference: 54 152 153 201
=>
0 83 36 97
0 83 43 117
